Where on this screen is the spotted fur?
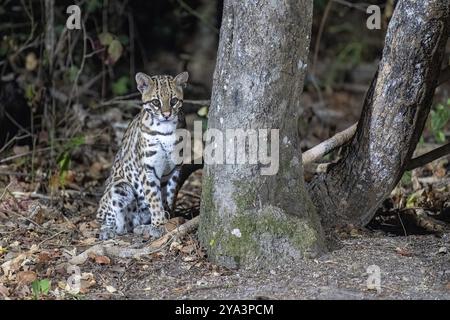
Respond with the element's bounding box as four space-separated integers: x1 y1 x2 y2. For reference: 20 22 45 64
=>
96 72 189 240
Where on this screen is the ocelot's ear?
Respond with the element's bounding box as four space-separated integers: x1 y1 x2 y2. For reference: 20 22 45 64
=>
135 72 152 94
174 71 189 88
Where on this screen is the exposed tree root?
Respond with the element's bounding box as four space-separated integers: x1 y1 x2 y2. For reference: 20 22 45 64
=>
69 216 200 265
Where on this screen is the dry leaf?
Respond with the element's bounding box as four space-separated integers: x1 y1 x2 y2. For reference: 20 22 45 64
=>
79 222 97 238
79 273 96 293
395 247 413 257
1 253 27 278
89 162 103 178
0 284 10 297
78 237 97 246
37 252 52 263
169 240 183 252
181 244 196 254
172 287 186 294
25 52 38 71
150 237 169 249
165 217 186 232
17 271 37 285
182 256 197 262
13 145 29 155
94 255 111 265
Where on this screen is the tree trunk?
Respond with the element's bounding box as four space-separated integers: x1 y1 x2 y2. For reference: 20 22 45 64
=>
198 0 326 269
309 0 449 229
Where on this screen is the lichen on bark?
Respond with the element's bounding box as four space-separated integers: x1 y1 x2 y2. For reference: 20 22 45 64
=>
199 174 325 269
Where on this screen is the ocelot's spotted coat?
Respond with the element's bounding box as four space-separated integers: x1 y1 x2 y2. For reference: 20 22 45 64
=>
96 72 189 240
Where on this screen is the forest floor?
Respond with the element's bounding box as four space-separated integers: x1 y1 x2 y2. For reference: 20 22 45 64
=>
0 89 449 300
0 166 449 300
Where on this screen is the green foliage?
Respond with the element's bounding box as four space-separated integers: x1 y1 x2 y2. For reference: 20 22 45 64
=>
117 35 129 46
326 42 364 86
98 33 124 65
86 0 102 13
56 136 86 187
68 66 79 82
24 84 36 106
107 40 124 64
0 39 8 57
406 192 418 208
400 171 412 186
31 279 50 299
314 0 330 10
55 24 65 35
112 76 130 96
196 106 209 131
66 135 86 149
197 106 208 118
98 32 114 46
428 100 450 143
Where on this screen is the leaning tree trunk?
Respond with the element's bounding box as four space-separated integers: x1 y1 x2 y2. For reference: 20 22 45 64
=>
198 0 326 269
309 0 449 229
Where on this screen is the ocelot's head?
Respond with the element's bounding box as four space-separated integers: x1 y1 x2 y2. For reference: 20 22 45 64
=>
135 72 189 122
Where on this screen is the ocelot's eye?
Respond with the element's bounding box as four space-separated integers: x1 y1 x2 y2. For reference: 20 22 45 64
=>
151 99 161 108
170 97 179 107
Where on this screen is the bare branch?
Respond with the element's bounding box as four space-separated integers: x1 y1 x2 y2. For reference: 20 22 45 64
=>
303 65 450 163
302 123 357 164
406 142 450 170
438 66 450 85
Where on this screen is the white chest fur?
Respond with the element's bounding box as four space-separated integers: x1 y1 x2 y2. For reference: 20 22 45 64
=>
141 116 179 177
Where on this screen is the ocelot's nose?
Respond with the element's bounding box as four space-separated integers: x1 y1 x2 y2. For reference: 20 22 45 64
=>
162 111 171 119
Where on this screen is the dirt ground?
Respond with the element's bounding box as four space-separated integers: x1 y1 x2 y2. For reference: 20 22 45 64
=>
1 183 450 300
88 231 450 300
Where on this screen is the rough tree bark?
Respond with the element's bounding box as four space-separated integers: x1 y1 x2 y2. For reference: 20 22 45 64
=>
309 0 449 229
198 0 326 268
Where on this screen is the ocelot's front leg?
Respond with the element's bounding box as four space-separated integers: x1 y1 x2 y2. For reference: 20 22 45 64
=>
162 164 182 214
96 180 135 240
133 166 168 238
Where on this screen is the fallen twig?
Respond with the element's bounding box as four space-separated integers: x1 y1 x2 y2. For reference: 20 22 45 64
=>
0 147 52 164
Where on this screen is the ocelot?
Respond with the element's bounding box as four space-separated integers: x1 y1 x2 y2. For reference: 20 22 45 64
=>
96 72 189 240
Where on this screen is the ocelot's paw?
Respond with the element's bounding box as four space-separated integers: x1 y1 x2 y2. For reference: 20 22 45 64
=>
133 224 165 239
98 227 116 240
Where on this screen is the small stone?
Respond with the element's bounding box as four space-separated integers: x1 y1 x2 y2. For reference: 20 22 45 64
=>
105 285 117 293
231 228 242 238
438 247 448 254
